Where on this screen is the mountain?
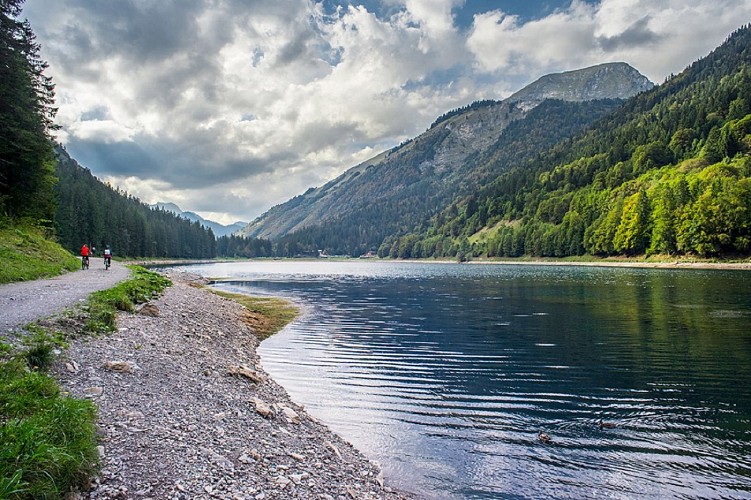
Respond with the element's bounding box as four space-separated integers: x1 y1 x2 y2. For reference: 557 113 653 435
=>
506 62 653 109
394 25 751 259
151 202 247 238
240 62 652 254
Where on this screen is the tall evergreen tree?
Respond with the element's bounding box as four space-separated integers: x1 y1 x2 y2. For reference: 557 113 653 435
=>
0 0 58 220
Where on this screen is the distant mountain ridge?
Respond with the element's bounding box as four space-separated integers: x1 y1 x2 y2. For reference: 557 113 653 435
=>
151 202 246 238
239 62 652 251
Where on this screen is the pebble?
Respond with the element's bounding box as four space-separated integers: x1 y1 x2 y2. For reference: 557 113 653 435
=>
50 271 409 499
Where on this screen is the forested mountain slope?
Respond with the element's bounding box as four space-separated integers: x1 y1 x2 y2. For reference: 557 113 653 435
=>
242 63 651 256
393 25 751 260
55 147 216 258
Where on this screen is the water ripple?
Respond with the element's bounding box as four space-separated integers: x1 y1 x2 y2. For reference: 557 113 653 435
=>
169 261 751 499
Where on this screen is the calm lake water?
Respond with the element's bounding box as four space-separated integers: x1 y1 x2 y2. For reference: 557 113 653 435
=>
176 261 751 499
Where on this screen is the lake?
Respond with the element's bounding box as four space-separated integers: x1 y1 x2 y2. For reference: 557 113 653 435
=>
175 260 751 499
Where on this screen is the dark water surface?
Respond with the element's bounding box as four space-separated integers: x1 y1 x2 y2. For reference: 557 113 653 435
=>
178 261 751 499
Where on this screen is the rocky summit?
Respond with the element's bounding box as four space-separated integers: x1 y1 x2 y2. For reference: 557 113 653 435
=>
506 62 654 110
238 62 652 245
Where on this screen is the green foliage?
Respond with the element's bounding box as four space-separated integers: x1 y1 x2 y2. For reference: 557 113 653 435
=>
0 0 58 221
86 266 171 332
0 359 98 499
54 147 216 259
402 25 751 260
216 234 273 258
0 220 79 284
0 324 94 500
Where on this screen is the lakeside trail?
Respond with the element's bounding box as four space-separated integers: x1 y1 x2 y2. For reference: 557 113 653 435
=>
0 260 130 335
51 271 408 500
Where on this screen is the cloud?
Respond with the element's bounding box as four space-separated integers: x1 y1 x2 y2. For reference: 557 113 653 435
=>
596 16 663 52
466 0 751 83
21 0 751 224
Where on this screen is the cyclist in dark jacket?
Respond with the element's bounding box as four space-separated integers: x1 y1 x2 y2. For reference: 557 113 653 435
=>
103 245 112 269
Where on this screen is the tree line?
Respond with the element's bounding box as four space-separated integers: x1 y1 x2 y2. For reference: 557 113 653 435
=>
386 25 751 260
55 148 217 258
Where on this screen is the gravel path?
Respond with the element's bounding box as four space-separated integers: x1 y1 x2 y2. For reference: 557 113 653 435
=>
50 271 409 499
0 260 130 334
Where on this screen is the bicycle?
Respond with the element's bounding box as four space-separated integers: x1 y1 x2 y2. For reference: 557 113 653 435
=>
104 256 111 270
81 255 89 270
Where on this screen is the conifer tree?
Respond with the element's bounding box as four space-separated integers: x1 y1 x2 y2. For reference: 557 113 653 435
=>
0 0 57 220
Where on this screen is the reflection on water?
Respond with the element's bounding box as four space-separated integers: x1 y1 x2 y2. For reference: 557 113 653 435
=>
177 261 751 499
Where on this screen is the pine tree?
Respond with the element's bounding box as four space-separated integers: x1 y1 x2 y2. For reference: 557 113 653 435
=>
0 0 58 220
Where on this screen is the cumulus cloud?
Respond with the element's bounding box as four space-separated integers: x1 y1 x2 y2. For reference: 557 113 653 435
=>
466 0 751 83
21 0 751 223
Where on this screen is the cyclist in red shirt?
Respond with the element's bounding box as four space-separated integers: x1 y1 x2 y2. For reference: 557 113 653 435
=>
81 244 90 269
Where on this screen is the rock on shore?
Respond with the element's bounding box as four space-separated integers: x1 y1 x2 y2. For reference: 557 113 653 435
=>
54 272 408 500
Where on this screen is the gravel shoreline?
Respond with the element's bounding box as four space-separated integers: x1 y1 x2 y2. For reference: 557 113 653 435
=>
53 271 409 500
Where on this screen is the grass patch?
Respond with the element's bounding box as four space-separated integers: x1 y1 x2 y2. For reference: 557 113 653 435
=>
0 219 79 284
86 266 171 332
19 326 67 372
0 266 172 497
0 345 98 499
211 290 299 339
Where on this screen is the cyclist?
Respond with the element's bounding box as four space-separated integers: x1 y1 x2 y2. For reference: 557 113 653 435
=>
103 245 112 269
80 244 90 269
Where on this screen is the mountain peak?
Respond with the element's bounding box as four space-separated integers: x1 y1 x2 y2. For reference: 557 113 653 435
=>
150 202 247 238
153 201 183 214
507 62 654 109
238 62 654 245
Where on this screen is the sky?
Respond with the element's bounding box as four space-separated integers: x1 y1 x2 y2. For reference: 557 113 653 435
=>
21 0 751 225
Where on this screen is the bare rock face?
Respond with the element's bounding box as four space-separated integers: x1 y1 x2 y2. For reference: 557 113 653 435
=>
506 62 654 109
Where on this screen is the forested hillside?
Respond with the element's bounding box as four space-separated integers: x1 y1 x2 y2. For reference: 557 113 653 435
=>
1 1 218 261
270 98 623 257
389 25 751 260
242 63 650 256
55 148 217 258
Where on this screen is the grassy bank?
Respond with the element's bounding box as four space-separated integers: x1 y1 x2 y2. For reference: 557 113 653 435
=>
211 290 299 339
85 266 171 332
0 267 171 498
0 327 98 499
0 220 80 284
